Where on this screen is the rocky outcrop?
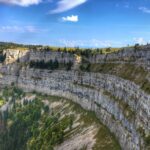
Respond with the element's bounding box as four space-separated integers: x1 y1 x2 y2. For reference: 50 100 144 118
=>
3 49 75 65
89 47 150 70
3 49 30 64
0 48 150 150
29 50 75 63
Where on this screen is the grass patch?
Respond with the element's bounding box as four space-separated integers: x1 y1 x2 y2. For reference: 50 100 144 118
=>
137 127 150 148
144 135 150 148
0 98 5 107
93 126 121 150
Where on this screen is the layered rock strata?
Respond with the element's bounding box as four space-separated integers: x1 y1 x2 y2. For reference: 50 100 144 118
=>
0 48 150 150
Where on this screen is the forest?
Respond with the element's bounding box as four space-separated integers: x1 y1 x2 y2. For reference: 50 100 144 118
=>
0 87 74 150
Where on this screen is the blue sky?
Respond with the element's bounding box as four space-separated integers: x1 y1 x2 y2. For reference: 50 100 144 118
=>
0 0 150 48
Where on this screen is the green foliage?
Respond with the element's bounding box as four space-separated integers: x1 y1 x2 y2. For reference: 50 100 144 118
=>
0 89 75 150
0 42 42 51
0 53 6 62
141 80 150 94
80 63 91 72
134 43 140 50
79 57 91 72
27 115 63 150
2 86 24 100
93 126 121 150
0 97 5 107
44 105 49 113
0 99 43 150
30 60 59 70
27 113 74 150
66 60 73 71
30 59 73 71
0 88 121 150
0 42 122 56
144 135 150 148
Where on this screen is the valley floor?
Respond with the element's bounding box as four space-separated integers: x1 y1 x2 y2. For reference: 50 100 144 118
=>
0 87 120 150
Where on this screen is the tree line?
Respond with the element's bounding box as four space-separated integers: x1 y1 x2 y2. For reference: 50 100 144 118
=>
29 59 73 71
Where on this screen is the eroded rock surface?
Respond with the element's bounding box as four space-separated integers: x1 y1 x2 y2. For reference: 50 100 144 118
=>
0 47 150 150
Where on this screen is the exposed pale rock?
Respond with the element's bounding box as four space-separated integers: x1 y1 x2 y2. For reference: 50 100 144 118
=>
0 48 150 150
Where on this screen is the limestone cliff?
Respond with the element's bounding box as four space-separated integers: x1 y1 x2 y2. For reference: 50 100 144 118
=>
0 47 149 150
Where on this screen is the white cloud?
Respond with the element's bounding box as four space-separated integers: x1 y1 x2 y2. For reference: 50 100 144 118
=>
58 39 123 48
0 0 42 6
25 26 38 32
59 39 85 47
0 25 40 33
0 26 23 32
133 37 146 45
50 0 87 14
90 39 112 47
139 7 150 14
62 15 78 22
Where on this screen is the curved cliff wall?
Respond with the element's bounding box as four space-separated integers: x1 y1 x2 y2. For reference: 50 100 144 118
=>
88 47 150 70
0 48 150 150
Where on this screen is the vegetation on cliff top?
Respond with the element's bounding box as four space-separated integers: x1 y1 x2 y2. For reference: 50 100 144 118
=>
0 41 148 54
0 41 123 55
0 42 41 52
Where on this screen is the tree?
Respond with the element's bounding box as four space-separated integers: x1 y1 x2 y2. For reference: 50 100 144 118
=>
53 59 59 69
44 105 49 113
0 54 6 63
134 43 140 51
105 47 111 53
66 61 73 71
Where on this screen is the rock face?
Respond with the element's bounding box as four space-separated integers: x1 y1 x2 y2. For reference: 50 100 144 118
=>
3 49 30 64
89 47 150 70
3 49 75 64
29 50 75 63
0 48 150 150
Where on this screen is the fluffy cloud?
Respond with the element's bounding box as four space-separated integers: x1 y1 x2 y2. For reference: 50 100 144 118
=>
139 7 150 14
62 15 78 22
50 0 87 14
0 0 42 6
133 37 146 45
0 0 87 12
